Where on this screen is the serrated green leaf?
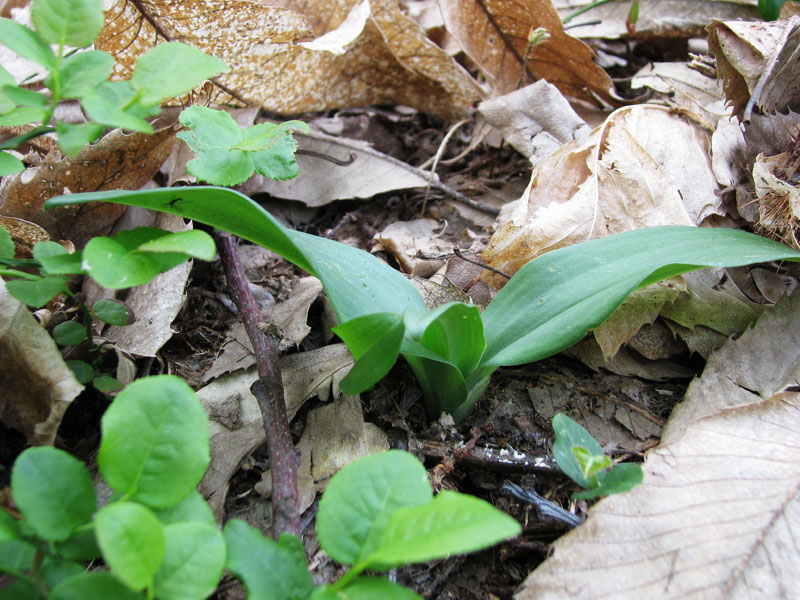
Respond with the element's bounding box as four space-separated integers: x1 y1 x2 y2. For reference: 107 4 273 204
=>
32 0 103 47
56 121 103 156
250 133 302 180
178 106 250 185
552 414 604 489
53 320 88 346
55 50 114 98
94 502 165 591
49 571 143 600
0 18 56 69
317 451 432 565
5 275 68 307
334 312 404 394
10 447 95 542
98 375 210 508
131 42 228 106
366 490 521 569
153 522 226 600
0 106 45 127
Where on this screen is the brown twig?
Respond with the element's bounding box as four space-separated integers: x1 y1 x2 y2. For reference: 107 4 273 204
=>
216 232 301 538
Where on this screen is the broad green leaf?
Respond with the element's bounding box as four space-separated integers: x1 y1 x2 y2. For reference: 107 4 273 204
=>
759 0 786 20
333 578 422 600
153 522 226 600
0 18 56 69
5 275 68 307
153 491 215 527
32 240 66 260
32 0 103 47
131 42 228 106
10 447 95 542
402 352 468 420
137 229 216 260
317 450 432 565
178 106 251 185
0 106 46 127
250 133 302 180
83 235 160 288
94 502 165 591
408 302 484 376
80 81 153 133
366 490 521 569
572 463 643 500
98 375 210 508
49 572 143 600
1 85 46 107
223 520 313 600
92 298 133 326
481 226 800 369
0 510 20 542
0 226 13 259
0 580 41 600
53 320 88 346
0 151 24 175
56 122 103 157
44 187 426 322
0 539 36 574
552 414 604 489
56 50 114 98
66 360 93 383
334 312 404 394
41 558 84 590
37 251 83 275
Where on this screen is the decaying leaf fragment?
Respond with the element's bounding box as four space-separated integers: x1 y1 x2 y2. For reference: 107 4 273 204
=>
752 150 800 249
97 0 480 119
439 0 619 106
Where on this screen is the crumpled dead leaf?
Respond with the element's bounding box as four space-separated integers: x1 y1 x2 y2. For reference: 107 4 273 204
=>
708 15 800 122
373 219 451 277
98 0 480 120
0 278 84 445
752 150 800 249
439 0 620 106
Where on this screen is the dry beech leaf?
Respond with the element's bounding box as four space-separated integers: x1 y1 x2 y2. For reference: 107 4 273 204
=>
97 0 480 120
373 218 452 277
439 0 619 106
553 0 759 40
0 128 176 247
0 278 84 445
482 104 724 289
708 16 800 122
244 129 434 206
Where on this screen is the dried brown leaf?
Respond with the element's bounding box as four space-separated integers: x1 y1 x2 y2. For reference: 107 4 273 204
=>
439 0 619 106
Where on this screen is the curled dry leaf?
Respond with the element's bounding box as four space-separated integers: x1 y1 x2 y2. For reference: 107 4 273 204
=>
752 151 800 249
373 218 452 278
439 0 619 106
98 0 480 119
0 127 176 247
0 278 84 445
708 15 800 122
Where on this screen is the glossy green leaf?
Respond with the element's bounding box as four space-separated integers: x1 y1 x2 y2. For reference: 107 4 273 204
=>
572 463 643 500
56 122 103 157
83 235 160 288
56 50 114 98
10 447 95 542
153 522 226 600
552 414 604 489
53 320 88 346
480 226 800 369
98 375 210 508
408 302 484 376
0 150 24 175
5 275 68 307
0 226 13 259
317 450 432 565
92 298 134 326
131 42 228 106
152 491 215 527
94 502 165 591
137 229 215 260
334 312 404 394
366 490 520 569
0 18 56 69
223 520 313 600
49 572 143 600
32 0 103 47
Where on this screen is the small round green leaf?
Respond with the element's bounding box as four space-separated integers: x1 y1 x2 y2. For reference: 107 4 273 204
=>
32 240 66 261
66 360 94 384
31 0 104 47
5 276 68 307
49 570 144 600
137 229 216 261
53 320 88 346
153 522 226 600
153 490 215 527
0 509 21 542
0 151 24 176
92 298 134 326
98 375 210 508
83 236 160 289
10 447 95 542
94 502 165 591
92 374 124 393
337 577 422 600
317 450 432 565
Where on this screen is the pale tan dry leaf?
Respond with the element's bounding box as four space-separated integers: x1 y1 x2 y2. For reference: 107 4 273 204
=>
373 218 451 277
0 127 176 247
0 278 84 445
752 151 800 249
97 0 480 119
708 16 800 122
482 105 723 289
516 392 800 599
554 0 759 39
438 0 619 106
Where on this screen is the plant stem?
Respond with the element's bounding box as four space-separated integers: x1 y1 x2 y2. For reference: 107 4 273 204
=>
216 231 301 538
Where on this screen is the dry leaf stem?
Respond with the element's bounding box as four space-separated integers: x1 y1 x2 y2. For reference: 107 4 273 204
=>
216 231 301 538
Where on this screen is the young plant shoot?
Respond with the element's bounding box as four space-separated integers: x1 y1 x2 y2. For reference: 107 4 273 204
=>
45 187 800 422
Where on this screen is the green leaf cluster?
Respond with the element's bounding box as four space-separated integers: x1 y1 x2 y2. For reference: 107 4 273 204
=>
44 187 800 422
0 0 228 172
552 414 643 499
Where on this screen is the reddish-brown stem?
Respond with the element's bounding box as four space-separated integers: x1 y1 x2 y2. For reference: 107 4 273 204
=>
216 231 301 538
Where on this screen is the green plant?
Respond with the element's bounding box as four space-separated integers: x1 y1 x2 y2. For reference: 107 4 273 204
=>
0 0 228 174
758 0 787 20
223 450 521 600
2 377 519 599
552 414 642 499
44 187 800 422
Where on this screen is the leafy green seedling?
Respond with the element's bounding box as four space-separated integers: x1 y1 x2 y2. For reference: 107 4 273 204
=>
0 0 228 172
552 413 642 499
2 375 225 599
45 186 800 422
224 450 521 600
